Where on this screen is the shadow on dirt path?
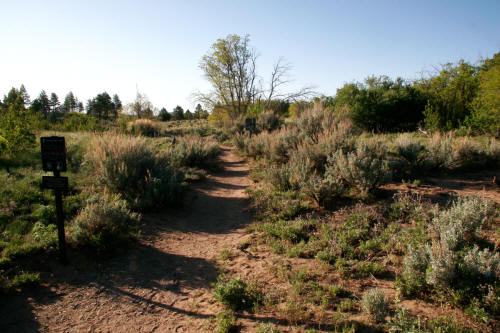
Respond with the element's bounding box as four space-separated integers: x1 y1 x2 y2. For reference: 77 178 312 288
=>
1 146 258 333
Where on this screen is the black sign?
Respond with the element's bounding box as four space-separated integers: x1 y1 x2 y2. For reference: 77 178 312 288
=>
41 136 67 172
245 118 256 132
42 176 69 191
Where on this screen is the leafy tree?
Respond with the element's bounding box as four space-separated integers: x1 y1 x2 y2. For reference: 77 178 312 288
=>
184 109 193 120
417 61 479 130
127 92 153 118
0 135 8 158
0 91 35 171
158 107 171 121
334 76 426 132
31 90 51 118
197 34 313 119
172 105 184 120
466 52 500 136
2 87 25 110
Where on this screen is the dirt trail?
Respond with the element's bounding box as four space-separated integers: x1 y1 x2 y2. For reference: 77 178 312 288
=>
1 147 253 332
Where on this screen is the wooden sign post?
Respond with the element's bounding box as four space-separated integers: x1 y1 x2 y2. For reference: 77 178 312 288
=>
41 136 69 264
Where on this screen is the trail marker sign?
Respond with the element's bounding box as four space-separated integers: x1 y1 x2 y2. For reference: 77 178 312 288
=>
40 136 68 264
41 136 67 172
42 176 69 191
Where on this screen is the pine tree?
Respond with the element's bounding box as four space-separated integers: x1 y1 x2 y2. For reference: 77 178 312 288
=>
112 94 122 119
31 90 51 118
49 93 60 112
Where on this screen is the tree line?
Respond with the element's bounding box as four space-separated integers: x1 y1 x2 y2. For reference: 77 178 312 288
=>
198 34 499 137
321 52 499 136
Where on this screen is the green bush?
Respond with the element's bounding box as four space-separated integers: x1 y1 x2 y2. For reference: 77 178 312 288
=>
215 311 238 333
70 193 140 252
213 276 261 311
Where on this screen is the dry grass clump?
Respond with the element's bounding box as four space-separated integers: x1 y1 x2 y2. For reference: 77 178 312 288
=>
86 134 182 210
127 119 162 137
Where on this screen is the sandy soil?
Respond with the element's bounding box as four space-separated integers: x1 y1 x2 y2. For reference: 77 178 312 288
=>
1 147 253 332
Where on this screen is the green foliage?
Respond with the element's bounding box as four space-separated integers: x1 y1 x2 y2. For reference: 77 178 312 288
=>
158 107 171 121
0 135 8 157
387 307 426 332
86 92 118 120
215 311 238 333
199 34 256 116
466 52 500 136
213 275 261 311
356 261 387 277
9 272 41 288
256 323 282 333
418 61 479 131
0 96 36 156
70 193 140 252
259 219 314 244
350 76 426 132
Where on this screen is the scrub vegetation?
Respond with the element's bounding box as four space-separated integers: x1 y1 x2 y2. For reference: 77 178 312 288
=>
1 34 499 332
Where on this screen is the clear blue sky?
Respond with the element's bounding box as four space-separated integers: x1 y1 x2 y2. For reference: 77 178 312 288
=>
1 0 499 112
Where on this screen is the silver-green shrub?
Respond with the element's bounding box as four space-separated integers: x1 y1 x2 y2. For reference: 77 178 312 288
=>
432 197 494 251
295 104 336 143
70 193 140 251
168 136 220 170
362 288 389 322
327 138 391 197
86 134 182 210
402 245 429 288
425 244 456 287
425 133 454 169
300 174 345 207
463 245 500 280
